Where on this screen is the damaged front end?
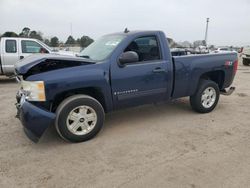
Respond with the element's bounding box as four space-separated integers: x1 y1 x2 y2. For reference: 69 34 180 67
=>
15 54 95 142
15 54 95 78
15 91 56 142
15 71 55 142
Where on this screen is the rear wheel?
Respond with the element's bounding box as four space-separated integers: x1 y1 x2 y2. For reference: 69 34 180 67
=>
243 58 250 66
55 95 105 142
190 80 220 113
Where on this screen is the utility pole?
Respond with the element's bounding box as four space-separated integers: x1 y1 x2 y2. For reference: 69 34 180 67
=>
204 18 209 46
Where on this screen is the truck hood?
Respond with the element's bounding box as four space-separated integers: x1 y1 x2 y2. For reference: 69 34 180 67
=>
15 54 95 75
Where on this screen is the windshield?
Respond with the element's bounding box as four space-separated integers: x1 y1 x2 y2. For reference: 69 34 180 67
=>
78 35 125 61
38 41 53 52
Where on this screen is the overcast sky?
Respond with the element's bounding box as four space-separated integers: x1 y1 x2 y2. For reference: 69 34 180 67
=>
0 0 249 46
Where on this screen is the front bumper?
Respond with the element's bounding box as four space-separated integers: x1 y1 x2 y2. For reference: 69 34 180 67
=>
16 93 56 142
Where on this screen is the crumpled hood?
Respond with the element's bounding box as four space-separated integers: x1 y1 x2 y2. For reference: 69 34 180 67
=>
15 54 94 75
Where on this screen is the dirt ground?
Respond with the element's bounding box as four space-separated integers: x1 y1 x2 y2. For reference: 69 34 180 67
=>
0 60 250 188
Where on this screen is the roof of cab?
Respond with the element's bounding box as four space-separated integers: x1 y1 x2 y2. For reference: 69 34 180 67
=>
0 37 39 40
106 30 164 36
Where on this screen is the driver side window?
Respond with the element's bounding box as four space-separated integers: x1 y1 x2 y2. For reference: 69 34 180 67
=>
124 36 161 62
21 40 48 53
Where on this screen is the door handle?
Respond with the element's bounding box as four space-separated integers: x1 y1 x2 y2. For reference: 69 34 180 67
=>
20 56 24 60
152 68 166 73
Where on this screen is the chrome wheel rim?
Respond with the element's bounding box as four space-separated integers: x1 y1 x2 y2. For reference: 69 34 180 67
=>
66 105 97 135
201 87 216 108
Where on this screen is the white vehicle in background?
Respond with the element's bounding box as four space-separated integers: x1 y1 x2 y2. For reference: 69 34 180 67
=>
213 47 236 53
0 37 76 76
194 45 209 54
241 46 250 66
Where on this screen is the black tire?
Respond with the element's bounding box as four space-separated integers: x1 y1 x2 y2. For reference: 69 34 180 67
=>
243 58 250 66
190 79 220 113
55 95 105 143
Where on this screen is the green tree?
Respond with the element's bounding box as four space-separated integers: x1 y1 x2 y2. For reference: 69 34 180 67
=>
78 36 94 48
19 27 30 37
29 30 43 41
201 40 206 46
1 31 19 37
50 36 59 47
76 38 81 45
65 35 75 45
44 38 51 46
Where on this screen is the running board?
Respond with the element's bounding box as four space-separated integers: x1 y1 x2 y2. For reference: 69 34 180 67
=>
220 87 235 96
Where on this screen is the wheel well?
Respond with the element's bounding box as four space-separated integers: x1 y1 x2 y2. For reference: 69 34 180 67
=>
200 71 225 89
51 87 107 112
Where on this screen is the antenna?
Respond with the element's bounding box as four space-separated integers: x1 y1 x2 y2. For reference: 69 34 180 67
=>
124 28 129 33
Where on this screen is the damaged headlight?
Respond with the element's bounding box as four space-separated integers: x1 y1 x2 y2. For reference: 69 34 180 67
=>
21 81 46 101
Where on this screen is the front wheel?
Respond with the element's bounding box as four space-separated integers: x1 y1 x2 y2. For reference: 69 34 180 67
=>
190 80 220 113
55 95 105 142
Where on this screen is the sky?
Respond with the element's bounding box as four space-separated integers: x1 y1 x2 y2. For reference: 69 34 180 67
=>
0 0 249 46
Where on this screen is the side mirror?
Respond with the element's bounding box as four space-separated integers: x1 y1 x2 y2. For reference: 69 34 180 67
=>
119 51 139 66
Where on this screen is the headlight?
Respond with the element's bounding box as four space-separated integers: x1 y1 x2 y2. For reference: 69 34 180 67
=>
21 81 46 101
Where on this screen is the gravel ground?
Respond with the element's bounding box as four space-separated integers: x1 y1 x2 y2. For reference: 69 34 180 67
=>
0 61 250 188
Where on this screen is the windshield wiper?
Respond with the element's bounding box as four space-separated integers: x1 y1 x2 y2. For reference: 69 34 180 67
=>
78 55 90 59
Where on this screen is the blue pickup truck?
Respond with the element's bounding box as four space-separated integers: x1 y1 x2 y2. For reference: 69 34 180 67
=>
15 30 238 143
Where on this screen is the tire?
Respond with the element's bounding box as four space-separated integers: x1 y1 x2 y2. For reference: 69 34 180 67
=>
190 79 220 113
243 58 250 66
55 95 105 142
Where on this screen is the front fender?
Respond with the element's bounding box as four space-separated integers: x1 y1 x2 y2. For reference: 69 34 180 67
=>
27 65 113 111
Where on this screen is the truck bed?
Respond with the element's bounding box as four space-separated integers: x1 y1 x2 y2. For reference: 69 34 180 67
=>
172 52 238 99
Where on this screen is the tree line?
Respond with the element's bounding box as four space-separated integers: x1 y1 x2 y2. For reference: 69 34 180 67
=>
0 27 94 48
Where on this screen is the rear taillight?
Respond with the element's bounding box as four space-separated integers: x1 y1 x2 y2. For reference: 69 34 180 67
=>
233 60 238 74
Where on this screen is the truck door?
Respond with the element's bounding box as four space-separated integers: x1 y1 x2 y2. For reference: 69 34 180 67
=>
110 35 169 109
2 39 19 74
19 39 49 60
